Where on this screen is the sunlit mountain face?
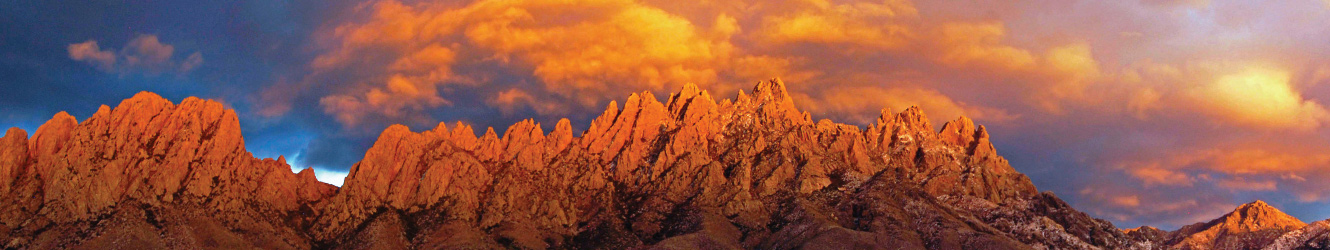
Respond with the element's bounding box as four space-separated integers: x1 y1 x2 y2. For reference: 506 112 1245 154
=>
2 0 1330 249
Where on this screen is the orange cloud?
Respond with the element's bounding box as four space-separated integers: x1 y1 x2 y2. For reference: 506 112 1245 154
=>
67 41 116 70
1076 185 1234 227
922 23 1104 113
931 22 1037 71
1143 0 1212 8
466 1 735 102
1034 43 1101 112
1127 87 1163 119
1114 145 1330 205
320 74 452 126
487 88 564 116
121 35 175 70
1187 66 1329 130
1124 147 1330 177
303 0 1129 130
1128 167 1194 187
1209 149 1330 174
798 85 1015 125
759 0 916 49
1218 177 1277 191
1112 60 1330 131
66 34 203 75
310 0 783 125
1111 194 1142 208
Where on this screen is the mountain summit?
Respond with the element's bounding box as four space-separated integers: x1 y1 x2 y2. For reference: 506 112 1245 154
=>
1168 200 1307 250
1224 201 1307 233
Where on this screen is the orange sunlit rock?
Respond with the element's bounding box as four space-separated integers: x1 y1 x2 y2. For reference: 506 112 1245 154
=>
12 77 1330 248
1169 200 1307 249
0 92 335 249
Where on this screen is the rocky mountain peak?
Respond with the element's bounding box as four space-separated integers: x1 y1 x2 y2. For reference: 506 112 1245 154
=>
939 116 977 149
30 111 77 158
751 78 793 106
749 78 807 123
1223 200 1306 233
1169 200 1308 250
0 91 336 248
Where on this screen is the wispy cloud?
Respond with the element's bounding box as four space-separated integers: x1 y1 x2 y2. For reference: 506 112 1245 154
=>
68 34 203 75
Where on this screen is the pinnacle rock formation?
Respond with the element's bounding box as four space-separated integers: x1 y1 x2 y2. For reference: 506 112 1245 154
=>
1168 200 1308 250
0 79 1143 249
309 78 1123 249
0 92 335 249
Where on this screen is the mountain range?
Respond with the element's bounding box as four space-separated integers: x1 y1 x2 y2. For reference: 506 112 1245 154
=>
0 79 1327 249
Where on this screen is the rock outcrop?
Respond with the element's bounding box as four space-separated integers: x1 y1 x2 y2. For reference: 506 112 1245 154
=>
0 79 1139 249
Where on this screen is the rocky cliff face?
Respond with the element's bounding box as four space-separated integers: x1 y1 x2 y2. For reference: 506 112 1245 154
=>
0 79 1140 249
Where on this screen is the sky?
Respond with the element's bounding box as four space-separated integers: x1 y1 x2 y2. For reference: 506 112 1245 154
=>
1 0 1329 230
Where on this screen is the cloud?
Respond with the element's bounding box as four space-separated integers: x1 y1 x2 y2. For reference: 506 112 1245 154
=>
1111 60 1330 131
67 41 116 71
487 88 565 116
1142 0 1211 8
1186 66 1329 130
758 0 917 49
1218 178 1277 191
1127 167 1194 187
1076 184 1235 229
929 22 1037 71
1111 195 1141 208
798 86 1015 125
302 0 777 128
320 74 453 127
292 0 1130 132
1113 145 1330 204
67 34 204 75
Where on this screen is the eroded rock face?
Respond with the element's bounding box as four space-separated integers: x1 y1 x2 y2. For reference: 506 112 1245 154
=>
1 80 1129 249
0 92 335 249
